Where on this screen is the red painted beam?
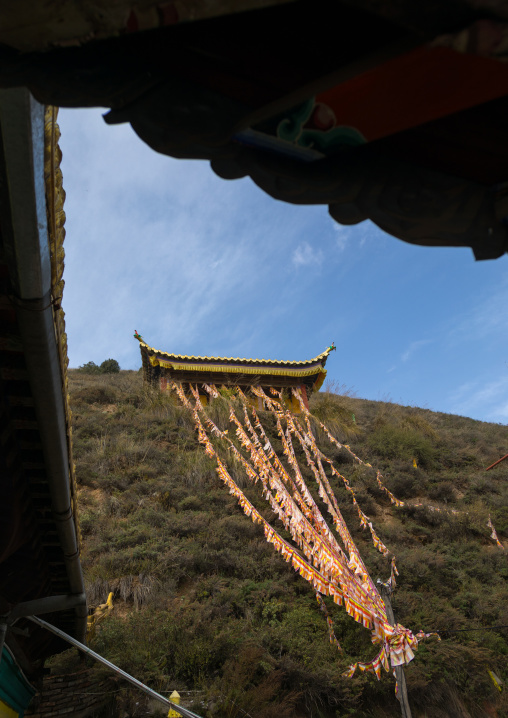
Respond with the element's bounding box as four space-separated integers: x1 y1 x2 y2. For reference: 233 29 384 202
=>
486 453 508 471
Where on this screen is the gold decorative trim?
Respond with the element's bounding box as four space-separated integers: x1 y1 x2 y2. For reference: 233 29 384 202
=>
313 371 326 392
44 105 81 548
157 359 327 380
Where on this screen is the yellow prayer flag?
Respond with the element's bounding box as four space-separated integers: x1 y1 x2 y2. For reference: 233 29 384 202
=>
488 670 503 692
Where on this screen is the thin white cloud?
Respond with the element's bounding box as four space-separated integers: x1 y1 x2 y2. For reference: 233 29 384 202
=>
448 272 508 345
449 375 508 423
384 338 432 378
333 225 350 253
332 221 374 252
292 241 323 268
490 400 508 419
401 339 432 363
448 380 477 404
58 107 331 368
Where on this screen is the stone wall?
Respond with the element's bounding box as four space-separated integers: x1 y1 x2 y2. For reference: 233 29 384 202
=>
25 668 115 718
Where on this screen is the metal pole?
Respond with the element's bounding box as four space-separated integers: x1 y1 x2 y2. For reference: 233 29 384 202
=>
379 584 412 718
27 616 203 718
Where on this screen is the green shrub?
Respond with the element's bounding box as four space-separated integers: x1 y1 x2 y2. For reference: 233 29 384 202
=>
100 358 121 373
309 390 359 438
428 481 456 503
77 360 101 374
368 424 438 468
76 358 120 374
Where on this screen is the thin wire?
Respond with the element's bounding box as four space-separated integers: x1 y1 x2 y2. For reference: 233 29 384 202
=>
439 624 508 636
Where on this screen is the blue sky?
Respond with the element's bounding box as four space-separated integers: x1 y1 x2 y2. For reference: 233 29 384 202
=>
58 107 508 424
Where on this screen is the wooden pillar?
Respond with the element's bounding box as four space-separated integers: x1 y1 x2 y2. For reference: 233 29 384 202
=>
379 583 412 718
299 384 309 411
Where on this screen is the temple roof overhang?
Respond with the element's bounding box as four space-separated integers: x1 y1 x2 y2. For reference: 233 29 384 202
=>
139 341 335 394
1 0 508 260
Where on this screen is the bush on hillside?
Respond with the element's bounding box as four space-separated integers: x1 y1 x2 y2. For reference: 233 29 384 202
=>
77 361 101 374
77 358 120 374
100 358 121 373
368 422 438 468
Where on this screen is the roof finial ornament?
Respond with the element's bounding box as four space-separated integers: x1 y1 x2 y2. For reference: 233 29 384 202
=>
328 342 336 352
134 329 144 342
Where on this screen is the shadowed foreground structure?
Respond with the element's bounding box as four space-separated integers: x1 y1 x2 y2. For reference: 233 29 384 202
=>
0 95 86 716
1 0 508 259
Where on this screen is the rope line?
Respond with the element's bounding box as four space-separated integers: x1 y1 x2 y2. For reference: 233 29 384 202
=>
439 625 508 635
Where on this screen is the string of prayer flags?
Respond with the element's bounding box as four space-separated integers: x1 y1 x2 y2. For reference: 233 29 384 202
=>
268 386 393 564
342 644 389 681
487 516 505 549
193 395 346 602
202 383 219 399
250 387 400 627
374 470 405 508
299 416 391 559
291 388 504 551
292 387 406 508
389 557 399 590
189 386 359 603
251 387 381 597
170 380 422 689
214 388 378 612
316 593 343 652
415 630 441 642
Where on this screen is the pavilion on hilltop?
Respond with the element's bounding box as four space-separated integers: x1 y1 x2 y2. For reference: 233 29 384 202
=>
136 335 335 411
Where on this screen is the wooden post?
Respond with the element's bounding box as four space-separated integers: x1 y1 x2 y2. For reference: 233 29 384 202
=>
486 453 508 471
379 583 412 718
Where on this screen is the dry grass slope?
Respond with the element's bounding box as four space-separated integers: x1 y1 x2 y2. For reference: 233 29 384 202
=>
55 371 507 718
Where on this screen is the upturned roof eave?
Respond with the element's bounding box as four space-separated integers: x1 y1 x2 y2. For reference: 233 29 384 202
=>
138 341 334 369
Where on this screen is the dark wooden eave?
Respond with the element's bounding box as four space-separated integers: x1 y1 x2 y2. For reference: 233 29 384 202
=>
0 0 507 259
0 89 86 676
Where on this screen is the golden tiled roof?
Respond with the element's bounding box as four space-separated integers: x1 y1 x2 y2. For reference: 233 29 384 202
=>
138 341 334 368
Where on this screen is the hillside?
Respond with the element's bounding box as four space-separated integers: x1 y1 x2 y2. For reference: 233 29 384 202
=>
61 370 507 718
